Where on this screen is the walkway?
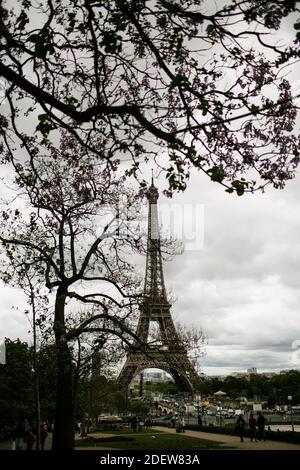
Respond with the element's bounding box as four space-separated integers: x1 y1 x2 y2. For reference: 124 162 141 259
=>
0 434 52 451
153 426 300 450
3 428 300 451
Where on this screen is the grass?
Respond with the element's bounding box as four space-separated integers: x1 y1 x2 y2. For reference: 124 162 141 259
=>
75 431 234 450
91 427 161 435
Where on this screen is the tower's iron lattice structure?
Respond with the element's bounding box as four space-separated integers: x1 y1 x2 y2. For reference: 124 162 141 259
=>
118 180 200 393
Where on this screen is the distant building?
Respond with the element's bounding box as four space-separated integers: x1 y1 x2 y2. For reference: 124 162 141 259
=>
131 370 172 384
145 371 171 382
247 368 258 374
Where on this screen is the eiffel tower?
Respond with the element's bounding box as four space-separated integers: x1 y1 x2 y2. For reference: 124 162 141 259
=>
118 179 200 393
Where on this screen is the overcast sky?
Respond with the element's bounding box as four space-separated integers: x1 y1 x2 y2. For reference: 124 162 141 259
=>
1 164 300 376
158 170 300 376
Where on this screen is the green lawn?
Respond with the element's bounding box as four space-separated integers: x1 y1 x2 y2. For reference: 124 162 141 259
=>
75 431 234 450
91 427 160 435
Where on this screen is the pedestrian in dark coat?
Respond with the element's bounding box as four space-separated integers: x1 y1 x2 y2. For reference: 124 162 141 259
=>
236 415 246 442
257 412 267 441
249 413 257 442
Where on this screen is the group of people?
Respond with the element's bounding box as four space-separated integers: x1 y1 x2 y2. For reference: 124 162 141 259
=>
75 419 93 437
12 419 49 450
129 416 154 432
169 415 186 433
236 411 267 442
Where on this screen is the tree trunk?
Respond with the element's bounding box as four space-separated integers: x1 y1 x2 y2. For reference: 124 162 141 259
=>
32 300 41 450
73 371 79 429
29 279 41 450
35 375 41 450
52 287 75 450
73 340 81 432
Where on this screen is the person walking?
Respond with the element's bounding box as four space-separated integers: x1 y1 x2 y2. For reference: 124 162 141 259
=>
25 431 36 451
12 421 25 450
235 414 246 442
80 420 86 437
257 412 267 441
130 416 137 433
176 416 183 433
170 415 176 428
181 416 185 433
138 417 144 432
40 422 48 450
248 413 257 442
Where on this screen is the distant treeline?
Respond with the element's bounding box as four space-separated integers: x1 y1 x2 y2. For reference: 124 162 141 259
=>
143 371 300 405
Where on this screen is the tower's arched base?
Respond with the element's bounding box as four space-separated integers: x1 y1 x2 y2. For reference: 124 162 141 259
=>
118 351 201 394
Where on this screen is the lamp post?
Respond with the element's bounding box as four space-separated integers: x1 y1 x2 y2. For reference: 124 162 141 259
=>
287 395 294 432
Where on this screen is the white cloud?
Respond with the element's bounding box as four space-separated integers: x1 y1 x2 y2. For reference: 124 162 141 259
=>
160 169 300 376
0 284 30 342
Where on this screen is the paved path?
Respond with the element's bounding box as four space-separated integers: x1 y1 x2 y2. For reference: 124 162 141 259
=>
0 434 52 451
153 426 300 450
3 428 299 451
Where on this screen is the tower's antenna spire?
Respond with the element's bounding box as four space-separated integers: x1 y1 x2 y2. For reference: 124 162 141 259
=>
151 168 154 186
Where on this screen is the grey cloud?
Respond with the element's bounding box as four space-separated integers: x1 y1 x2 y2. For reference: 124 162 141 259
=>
159 170 300 375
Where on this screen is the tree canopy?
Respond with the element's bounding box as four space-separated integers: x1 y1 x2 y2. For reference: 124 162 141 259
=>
201 370 300 404
0 132 147 448
0 0 299 194
0 339 57 428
